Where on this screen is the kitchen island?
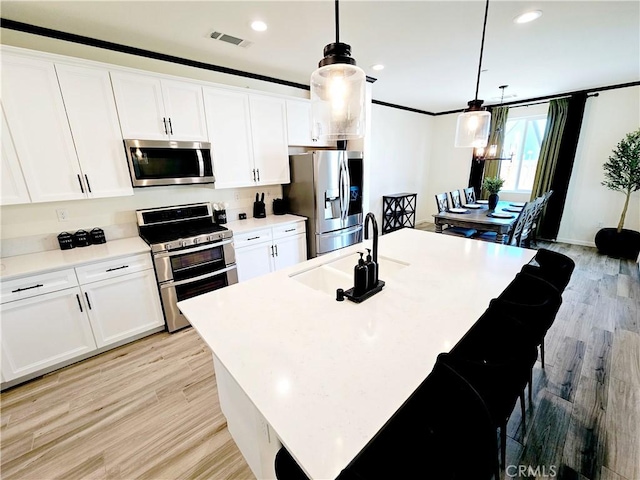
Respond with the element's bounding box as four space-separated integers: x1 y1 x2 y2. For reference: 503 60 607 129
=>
177 228 536 479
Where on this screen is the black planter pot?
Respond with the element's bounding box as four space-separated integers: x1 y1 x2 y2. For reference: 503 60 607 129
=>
595 228 640 260
488 193 499 211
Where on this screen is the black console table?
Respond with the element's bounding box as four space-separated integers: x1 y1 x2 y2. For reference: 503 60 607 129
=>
382 193 417 234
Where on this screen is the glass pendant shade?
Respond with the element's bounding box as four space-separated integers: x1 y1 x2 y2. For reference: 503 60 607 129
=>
454 109 491 148
311 62 366 140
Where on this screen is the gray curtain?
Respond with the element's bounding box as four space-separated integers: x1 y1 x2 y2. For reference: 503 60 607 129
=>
481 106 509 198
531 98 569 199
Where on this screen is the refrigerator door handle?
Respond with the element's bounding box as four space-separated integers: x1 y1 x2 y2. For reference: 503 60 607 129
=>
342 152 351 223
321 224 362 237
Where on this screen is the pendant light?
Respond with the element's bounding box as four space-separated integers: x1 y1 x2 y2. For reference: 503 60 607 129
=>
455 0 492 148
473 85 515 161
310 0 366 141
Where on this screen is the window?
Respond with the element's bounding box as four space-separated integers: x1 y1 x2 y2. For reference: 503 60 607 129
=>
499 115 548 192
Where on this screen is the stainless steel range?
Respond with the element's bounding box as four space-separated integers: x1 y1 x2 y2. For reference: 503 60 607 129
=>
137 202 238 332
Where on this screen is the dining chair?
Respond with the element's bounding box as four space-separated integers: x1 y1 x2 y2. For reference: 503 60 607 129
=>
474 201 534 246
463 186 477 204
275 353 500 480
434 193 477 238
443 305 539 469
449 190 463 208
524 190 553 248
521 248 575 293
520 196 545 248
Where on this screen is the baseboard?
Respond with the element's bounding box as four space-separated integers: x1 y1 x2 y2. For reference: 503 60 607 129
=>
554 237 596 248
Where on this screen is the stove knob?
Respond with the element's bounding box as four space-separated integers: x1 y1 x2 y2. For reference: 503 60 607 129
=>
194 237 200 245
182 240 189 248
209 235 216 242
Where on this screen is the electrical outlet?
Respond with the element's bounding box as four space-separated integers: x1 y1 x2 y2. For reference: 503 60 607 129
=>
56 209 69 222
234 191 240 201
239 213 247 220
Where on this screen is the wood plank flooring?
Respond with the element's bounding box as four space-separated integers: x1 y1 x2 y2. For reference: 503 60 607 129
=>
2 227 639 479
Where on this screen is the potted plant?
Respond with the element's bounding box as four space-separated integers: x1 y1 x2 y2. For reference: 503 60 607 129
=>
594 129 640 260
482 176 505 210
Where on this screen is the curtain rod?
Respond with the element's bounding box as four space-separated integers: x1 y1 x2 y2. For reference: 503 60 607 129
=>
507 92 599 109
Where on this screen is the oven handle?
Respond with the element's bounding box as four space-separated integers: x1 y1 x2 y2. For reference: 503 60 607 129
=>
155 238 234 258
158 265 237 288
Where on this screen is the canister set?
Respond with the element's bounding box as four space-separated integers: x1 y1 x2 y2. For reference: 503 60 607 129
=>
57 228 106 250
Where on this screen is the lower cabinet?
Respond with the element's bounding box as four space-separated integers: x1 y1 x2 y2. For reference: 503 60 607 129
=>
0 252 164 385
0 287 97 381
234 222 307 283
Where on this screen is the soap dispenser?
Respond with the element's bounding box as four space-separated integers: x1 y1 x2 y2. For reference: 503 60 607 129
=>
353 252 369 297
365 248 378 290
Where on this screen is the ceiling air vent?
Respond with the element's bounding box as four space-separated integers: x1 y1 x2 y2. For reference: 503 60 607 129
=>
210 31 253 48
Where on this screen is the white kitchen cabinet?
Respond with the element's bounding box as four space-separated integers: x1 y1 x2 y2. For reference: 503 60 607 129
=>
285 99 332 147
1 53 85 202
80 269 164 348
110 71 208 141
1 107 31 205
203 87 289 188
234 221 307 282
55 63 133 198
0 287 97 382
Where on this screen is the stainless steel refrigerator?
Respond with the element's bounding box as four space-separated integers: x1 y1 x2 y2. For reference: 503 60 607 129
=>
284 151 364 258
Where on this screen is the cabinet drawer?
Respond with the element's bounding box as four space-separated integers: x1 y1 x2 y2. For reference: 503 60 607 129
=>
75 253 153 285
272 221 306 239
1 269 78 304
233 228 273 249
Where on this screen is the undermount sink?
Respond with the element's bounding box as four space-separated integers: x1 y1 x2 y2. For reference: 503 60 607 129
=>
290 254 409 296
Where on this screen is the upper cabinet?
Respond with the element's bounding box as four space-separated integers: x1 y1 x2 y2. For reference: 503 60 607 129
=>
204 87 289 188
55 64 133 198
1 53 86 203
1 108 31 205
0 52 133 203
285 99 333 147
110 72 208 141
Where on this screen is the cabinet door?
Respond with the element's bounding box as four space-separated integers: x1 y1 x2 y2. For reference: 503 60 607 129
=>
285 99 332 147
81 269 164 348
203 87 254 188
273 233 307 271
110 71 167 140
161 79 208 141
250 95 290 185
55 64 133 198
1 107 30 205
1 53 85 202
235 242 273 282
0 287 97 381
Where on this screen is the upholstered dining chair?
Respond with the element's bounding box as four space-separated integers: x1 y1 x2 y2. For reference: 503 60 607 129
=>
449 190 463 209
434 193 477 238
524 190 553 248
463 186 477 204
521 248 575 293
474 201 535 246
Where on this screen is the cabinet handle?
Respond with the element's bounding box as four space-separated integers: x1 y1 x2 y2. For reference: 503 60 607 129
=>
270 245 274 257
11 284 43 293
247 236 260 241
77 174 85 193
252 169 256 182
84 174 92 193
84 292 92 310
168 118 173 135
162 117 168 135
256 169 260 182
76 294 83 313
106 265 129 272
274 244 278 256
284 228 295 233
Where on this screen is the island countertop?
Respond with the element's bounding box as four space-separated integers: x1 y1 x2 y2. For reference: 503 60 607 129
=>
177 228 536 479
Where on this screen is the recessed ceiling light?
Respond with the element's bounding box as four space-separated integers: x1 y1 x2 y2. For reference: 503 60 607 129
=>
371 64 385 71
514 10 542 24
251 20 267 32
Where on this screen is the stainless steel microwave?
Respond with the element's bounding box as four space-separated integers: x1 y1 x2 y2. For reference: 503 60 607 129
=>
124 139 215 187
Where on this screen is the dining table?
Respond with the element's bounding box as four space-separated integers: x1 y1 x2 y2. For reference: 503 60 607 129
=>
433 200 523 243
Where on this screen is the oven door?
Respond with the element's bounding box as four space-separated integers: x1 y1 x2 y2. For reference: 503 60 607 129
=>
124 139 215 187
160 266 239 332
154 240 235 283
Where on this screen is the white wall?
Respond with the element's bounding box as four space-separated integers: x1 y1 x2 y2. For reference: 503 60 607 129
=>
367 104 433 226
558 86 640 246
427 86 640 247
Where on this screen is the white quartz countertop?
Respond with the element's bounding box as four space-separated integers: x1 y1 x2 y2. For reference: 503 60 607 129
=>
177 229 536 479
0 237 151 280
225 214 306 235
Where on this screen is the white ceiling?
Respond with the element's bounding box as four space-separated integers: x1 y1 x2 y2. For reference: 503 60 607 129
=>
2 1 639 113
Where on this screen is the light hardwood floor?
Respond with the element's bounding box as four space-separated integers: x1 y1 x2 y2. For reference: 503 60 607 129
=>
1 228 638 479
